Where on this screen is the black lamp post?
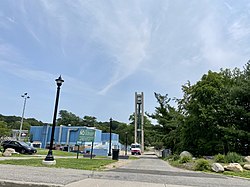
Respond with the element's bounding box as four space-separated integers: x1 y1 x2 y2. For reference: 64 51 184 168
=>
44 76 64 163
108 117 112 156
125 132 128 156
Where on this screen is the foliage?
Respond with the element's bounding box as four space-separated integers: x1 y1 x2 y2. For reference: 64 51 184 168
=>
0 121 11 139
166 154 180 161
0 114 43 130
154 141 164 150
214 154 225 163
194 159 210 171
179 155 192 163
225 152 243 163
175 63 250 156
57 110 82 126
147 93 183 152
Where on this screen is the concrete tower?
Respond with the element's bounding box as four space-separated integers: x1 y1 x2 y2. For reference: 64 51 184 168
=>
134 92 144 153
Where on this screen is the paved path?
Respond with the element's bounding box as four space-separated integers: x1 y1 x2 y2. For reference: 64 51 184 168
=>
1 153 250 186
79 153 250 187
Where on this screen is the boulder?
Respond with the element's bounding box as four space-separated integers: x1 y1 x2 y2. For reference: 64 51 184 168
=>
2 151 12 157
212 163 224 173
243 164 250 170
5 148 16 154
2 148 18 157
244 156 250 163
224 163 243 172
180 151 192 158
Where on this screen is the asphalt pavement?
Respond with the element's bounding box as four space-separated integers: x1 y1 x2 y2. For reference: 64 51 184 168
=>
1 152 250 187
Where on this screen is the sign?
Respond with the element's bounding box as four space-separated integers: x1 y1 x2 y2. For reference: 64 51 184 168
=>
78 128 95 142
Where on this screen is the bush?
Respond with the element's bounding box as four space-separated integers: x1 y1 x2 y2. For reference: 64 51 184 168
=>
214 153 225 163
179 155 192 163
167 154 180 161
225 152 243 163
195 159 210 171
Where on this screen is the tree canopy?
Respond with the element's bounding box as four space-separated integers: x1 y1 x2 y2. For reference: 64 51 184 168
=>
149 62 250 156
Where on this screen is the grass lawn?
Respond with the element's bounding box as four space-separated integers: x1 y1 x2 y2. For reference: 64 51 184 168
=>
0 158 116 170
0 148 78 157
36 148 77 156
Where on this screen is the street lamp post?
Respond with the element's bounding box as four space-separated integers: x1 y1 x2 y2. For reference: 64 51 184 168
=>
108 118 112 156
125 132 128 156
19 93 30 141
43 76 64 165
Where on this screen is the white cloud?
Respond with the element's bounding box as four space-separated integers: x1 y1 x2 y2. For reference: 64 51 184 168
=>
0 59 94 95
198 14 240 68
90 7 153 94
228 19 250 41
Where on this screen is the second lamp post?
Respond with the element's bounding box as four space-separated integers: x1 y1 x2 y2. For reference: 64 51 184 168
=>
108 117 112 156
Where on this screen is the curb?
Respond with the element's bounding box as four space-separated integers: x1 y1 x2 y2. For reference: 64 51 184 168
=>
0 179 63 187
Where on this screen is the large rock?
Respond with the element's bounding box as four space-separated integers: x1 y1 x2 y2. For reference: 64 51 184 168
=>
2 148 17 157
224 163 243 172
2 151 11 157
180 151 192 158
212 163 224 173
243 164 250 170
5 148 16 154
244 156 250 163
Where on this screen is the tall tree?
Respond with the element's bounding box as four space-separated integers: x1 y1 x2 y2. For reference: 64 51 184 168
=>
178 64 250 155
148 93 183 152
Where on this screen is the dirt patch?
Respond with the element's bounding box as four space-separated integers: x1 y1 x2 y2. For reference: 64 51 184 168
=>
102 159 132 170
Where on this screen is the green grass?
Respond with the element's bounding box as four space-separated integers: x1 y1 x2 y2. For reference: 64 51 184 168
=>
223 171 250 178
0 158 116 170
0 148 77 157
36 149 77 156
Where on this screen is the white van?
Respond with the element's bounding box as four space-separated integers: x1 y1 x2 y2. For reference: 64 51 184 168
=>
131 143 141 155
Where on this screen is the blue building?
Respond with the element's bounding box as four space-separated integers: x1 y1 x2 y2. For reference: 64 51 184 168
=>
30 125 119 156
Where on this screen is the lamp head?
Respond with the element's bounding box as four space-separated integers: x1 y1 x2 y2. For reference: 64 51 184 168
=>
56 75 64 87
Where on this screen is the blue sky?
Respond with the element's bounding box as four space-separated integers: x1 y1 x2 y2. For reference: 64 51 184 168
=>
0 0 250 124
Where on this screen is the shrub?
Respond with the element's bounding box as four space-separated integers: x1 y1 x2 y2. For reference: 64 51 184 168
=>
167 154 180 161
214 153 225 163
225 152 243 163
179 155 192 163
195 159 210 171
172 154 180 161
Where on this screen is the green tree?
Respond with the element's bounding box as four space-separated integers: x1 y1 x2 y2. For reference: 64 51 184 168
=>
0 121 11 139
57 110 82 126
147 93 183 152
178 64 250 155
82 116 98 127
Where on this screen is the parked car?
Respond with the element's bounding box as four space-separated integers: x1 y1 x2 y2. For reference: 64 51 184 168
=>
1 140 37 154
